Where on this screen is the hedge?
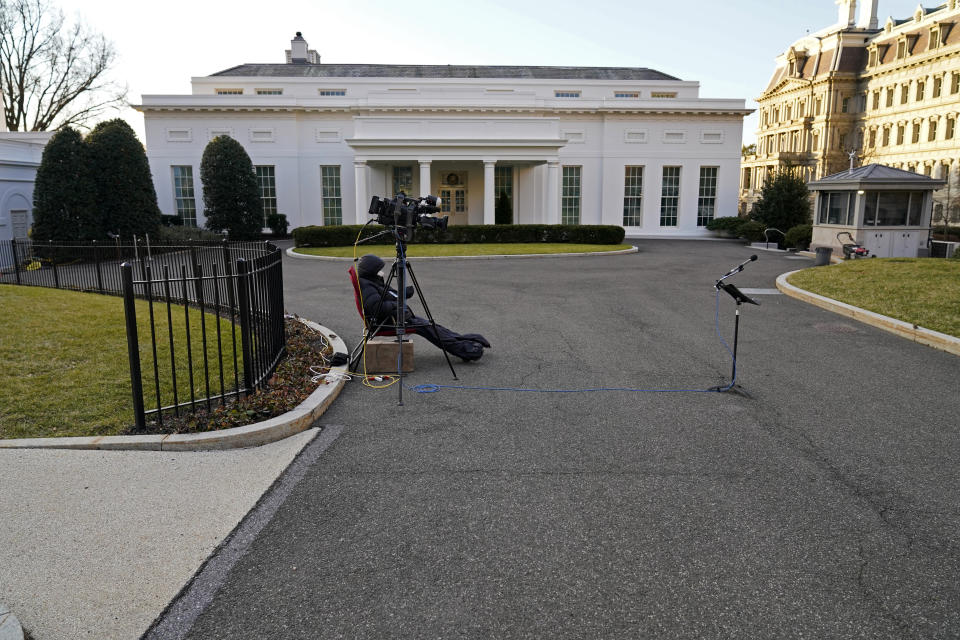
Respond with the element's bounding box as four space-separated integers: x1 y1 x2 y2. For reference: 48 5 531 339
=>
292 224 626 247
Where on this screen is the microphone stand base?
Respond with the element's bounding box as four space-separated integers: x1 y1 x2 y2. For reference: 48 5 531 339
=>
708 383 753 399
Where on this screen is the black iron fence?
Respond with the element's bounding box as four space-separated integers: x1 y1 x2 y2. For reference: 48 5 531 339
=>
1 238 286 430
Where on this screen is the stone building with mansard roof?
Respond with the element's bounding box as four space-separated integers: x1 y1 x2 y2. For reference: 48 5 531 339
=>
741 0 960 223
135 33 749 236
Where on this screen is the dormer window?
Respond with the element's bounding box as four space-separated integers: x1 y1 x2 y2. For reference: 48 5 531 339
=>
896 38 907 59
931 25 942 49
868 46 878 67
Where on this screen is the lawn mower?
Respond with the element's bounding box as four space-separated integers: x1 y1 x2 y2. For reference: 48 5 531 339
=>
837 231 870 259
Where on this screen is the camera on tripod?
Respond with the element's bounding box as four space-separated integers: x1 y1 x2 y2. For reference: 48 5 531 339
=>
368 193 450 231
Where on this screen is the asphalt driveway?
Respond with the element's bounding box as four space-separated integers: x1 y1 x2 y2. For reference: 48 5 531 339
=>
167 240 959 638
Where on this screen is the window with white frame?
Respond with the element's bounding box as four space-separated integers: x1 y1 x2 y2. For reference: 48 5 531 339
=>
255 166 277 224
561 166 581 224
622 166 643 226
494 165 513 205
216 88 243 95
555 90 581 98
256 88 283 95
172 166 197 227
319 89 347 96
320 166 342 225
392 166 413 196
614 92 640 99
697 167 718 227
660 167 681 227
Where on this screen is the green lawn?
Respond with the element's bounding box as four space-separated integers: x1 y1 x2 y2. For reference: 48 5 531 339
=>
0 286 241 439
787 258 960 338
294 243 633 258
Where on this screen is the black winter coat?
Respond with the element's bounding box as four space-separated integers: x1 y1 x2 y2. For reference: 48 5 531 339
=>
357 273 415 323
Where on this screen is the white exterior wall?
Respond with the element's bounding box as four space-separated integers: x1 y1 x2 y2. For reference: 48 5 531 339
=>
0 134 51 243
140 73 749 236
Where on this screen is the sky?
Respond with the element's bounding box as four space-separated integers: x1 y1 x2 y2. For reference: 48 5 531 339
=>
51 0 923 144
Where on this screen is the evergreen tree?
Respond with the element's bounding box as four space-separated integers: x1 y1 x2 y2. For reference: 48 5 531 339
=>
494 190 512 225
750 170 812 232
31 126 95 242
200 136 263 240
85 118 161 239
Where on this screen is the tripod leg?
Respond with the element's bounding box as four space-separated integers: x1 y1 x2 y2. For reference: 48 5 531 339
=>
404 261 459 380
731 305 741 385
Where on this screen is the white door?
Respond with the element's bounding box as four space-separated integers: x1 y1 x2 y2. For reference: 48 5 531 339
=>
10 210 28 240
892 231 918 257
863 230 891 257
438 188 467 225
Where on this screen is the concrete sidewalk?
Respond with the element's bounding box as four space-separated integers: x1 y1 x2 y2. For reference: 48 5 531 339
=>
0 428 318 639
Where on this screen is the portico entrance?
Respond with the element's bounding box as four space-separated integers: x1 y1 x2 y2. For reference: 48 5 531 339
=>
438 170 467 226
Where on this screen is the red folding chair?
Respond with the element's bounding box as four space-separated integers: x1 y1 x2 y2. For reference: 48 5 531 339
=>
348 265 400 369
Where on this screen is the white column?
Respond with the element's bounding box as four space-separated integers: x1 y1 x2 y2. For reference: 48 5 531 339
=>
546 161 560 224
483 161 496 225
419 160 432 197
353 160 368 224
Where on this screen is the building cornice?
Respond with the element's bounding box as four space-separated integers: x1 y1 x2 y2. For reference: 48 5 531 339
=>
133 102 752 117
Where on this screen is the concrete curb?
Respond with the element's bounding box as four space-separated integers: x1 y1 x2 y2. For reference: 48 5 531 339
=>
0 601 24 640
0 320 349 452
286 246 639 261
777 270 960 357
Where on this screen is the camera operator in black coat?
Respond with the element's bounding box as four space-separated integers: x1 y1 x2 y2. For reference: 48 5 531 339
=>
355 254 490 361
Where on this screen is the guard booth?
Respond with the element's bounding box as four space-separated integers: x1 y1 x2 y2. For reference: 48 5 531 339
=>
808 164 944 258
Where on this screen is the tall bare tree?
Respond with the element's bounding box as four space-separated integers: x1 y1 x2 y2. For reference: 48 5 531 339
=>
0 0 126 131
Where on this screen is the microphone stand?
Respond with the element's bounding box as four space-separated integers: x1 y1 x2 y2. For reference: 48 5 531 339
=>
710 258 760 393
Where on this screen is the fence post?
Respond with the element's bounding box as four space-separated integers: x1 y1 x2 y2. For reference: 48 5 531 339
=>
236 258 255 394
11 239 21 285
50 240 60 289
93 240 103 293
121 263 146 432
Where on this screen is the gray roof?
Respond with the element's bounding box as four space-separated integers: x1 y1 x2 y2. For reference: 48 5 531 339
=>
809 163 945 188
210 63 681 81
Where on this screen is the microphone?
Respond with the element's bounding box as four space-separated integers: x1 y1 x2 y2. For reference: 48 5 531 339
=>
717 255 758 286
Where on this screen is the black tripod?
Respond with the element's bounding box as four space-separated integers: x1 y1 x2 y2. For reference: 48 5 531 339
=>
710 256 759 392
358 228 458 405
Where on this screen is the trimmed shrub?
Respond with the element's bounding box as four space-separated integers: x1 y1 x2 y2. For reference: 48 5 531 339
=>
706 216 746 235
750 170 811 231
738 220 767 243
292 224 626 247
31 127 96 242
200 136 263 240
154 225 225 244
266 213 289 237
784 224 813 251
160 214 183 227
86 119 161 239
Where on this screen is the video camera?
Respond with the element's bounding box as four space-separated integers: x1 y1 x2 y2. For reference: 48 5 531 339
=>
368 193 449 231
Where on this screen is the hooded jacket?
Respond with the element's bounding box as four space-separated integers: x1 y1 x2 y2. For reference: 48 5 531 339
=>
356 254 413 322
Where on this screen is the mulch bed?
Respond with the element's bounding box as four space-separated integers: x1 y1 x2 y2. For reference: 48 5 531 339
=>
128 317 333 435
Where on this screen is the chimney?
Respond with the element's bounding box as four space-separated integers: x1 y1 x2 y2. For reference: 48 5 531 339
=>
290 32 308 63
857 0 879 29
836 0 857 26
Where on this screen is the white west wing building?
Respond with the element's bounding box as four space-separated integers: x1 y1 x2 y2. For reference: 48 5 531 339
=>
136 33 750 236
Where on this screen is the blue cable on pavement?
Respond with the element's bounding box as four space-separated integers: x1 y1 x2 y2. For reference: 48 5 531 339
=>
399 289 738 396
